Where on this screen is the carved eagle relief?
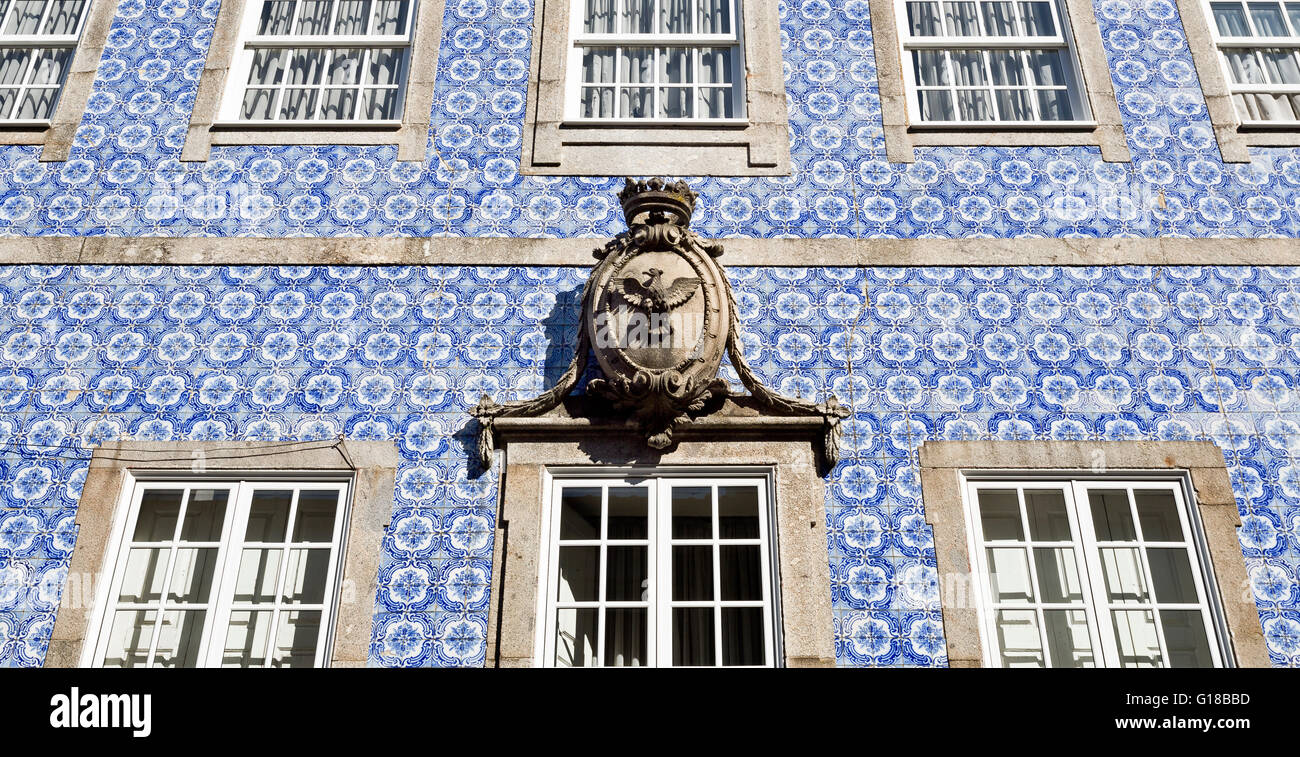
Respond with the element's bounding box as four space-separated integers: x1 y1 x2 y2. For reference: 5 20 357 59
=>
611 267 702 312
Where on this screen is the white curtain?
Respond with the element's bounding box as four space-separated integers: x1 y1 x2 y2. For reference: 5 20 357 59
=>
333 0 369 34
258 0 296 34
42 0 86 34
1224 49 1300 121
944 0 978 35
660 0 690 32
4 0 44 34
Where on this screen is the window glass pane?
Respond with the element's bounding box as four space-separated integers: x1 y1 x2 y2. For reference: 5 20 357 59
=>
1100 547 1149 602
26 48 69 85
151 610 207 667
333 0 370 34
621 0 654 32
672 486 712 538
604 608 647 666
258 0 297 34
1261 48 1300 82
584 0 616 33
1160 610 1214 666
1112 609 1162 666
557 546 600 601
42 0 86 33
1018 0 1055 34
608 486 648 539
673 545 714 600
1249 1 1289 34
1289 1 1300 31
1036 88 1072 119
13 86 51 118
1024 489 1070 540
1043 609 1094 667
554 608 597 666
362 87 398 118
270 609 321 667
281 88 319 118
3 0 43 34
1213 1 1252 34
722 607 764 665
986 547 1034 602
242 88 279 119
605 545 647 601
118 548 167 602
1028 49 1066 85
698 0 730 34
718 485 759 538
720 544 761 600
982 1 1017 33
699 47 732 83
0 88 15 118
559 487 602 539
977 489 1024 540
620 46 652 84
281 548 331 603
133 489 184 541
913 50 948 86
582 48 616 83
1089 490 1136 540
327 48 362 83
660 46 691 82
180 489 228 541
699 86 732 117
293 490 339 542
365 47 406 84
371 0 408 34
659 0 690 33
101 610 156 667
580 86 614 117
168 547 219 602
1224 50 1267 83
918 89 955 119
222 610 273 666
1147 548 1198 603
951 50 987 84
672 607 715 665
234 548 282 602
994 88 1031 119
995 609 1044 666
286 48 326 84
989 50 1027 85
246 490 292 541
0 49 30 86
296 0 331 33
1033 547 1082 602
1134 490 1182 541
908 1 943 34
944 1 980 34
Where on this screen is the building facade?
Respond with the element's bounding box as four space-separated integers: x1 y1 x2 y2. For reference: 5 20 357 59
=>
0 0 1298 668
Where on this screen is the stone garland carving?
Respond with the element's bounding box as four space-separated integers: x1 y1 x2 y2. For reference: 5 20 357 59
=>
472 178 850 470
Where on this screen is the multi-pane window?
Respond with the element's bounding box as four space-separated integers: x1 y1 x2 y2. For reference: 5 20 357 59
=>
90 480 350 668
544 473 775 667
1206 0 1300 123
898 0 1089 123
0 0 89 121
569 0 746 120
221 0 414 122
966 479 1227 668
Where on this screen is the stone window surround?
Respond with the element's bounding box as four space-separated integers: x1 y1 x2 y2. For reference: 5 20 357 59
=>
178 0 444 163
917 440 1270 668
44 439 399 668
1174 0 1274 162
869 0 1131 163
483 414 837 667
0 0 120 161
519 0 791 176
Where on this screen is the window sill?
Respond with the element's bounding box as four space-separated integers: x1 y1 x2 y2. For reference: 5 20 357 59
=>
907 120 1098 131
903 120 1124 154
559 118 750 129
210 119 402 131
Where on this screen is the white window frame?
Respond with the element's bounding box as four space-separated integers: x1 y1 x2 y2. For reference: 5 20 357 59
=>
563 0 748 124
536 467 779 667
217 0 416 126
962 474 1233 668
0 0 91 125
896 0 1094 127
1202 0 1300 126
82 473 354 668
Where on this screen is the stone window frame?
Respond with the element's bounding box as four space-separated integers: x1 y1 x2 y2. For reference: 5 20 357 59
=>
44 440 399 668
870 0 1131 162
0 0 120 161
519 0 791 176
917 440 1270 668
179 0 444 162
1175 0 1279 162
484 415 836 667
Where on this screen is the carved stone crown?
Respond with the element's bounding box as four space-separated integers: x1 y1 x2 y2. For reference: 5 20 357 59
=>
618 177 697 226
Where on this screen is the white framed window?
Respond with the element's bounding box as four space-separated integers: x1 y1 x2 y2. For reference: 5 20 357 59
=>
897 0 1091 124
0 0 90 123
219 0 415 124
1205 0 1300 124
539 469 777 667
566 0 746 121
86 478 351 668
964 477 1230 668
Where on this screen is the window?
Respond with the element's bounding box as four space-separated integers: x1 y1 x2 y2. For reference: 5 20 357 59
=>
221 0 414 123
541 473 776 667
965 478 1228 667
1205 0 1300 124
520 0 789 175
568 0 745 121
0 0 89 122
89 479 350 668
899 0 1089 124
